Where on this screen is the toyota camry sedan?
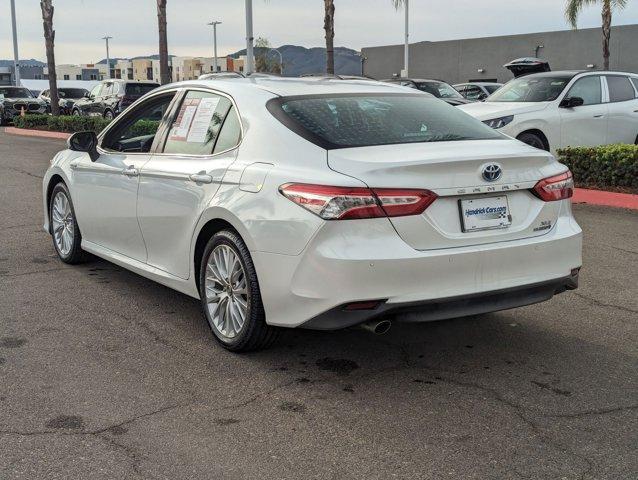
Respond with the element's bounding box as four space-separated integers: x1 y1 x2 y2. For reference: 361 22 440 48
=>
43 77 582 351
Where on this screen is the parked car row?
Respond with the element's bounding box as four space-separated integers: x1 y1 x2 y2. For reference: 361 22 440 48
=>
0 86 47 125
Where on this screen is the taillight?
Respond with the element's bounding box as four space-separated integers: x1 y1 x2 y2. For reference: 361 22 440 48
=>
532 171 574 202
279 183 437 220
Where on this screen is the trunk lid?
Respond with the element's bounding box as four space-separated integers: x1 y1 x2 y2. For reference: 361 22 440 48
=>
327 139 565 250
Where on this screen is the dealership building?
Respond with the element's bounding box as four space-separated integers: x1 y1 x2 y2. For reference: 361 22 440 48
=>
361 24 638 84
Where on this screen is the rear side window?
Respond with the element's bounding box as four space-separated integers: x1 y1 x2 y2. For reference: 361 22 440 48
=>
125 83 159 96
213 106 242 153
268 93 503 149
163 90 232 155
607 76 635 102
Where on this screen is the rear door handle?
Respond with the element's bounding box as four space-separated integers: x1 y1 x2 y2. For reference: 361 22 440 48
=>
593 114 605 118
122 167 139 177
189 174 214 184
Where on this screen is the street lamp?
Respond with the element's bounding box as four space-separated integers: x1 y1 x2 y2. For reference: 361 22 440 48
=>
10 0 20 86
207 21 222 73
102 36 113 79
403 0 409 77
245 0 254 74
269 48 283 76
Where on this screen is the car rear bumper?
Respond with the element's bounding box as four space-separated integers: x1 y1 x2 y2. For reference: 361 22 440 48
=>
251 202 582 329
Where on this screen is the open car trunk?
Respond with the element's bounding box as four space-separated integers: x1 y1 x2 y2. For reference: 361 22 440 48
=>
327 139 564 251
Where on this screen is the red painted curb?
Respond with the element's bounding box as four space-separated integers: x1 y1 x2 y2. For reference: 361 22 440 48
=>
4 127 71 140
573 188 638 211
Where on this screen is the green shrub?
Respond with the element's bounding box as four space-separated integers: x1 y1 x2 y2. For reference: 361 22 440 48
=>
12 114 111 134
557 144 638 193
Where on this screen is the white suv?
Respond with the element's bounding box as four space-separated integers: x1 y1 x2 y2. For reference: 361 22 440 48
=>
459 71 638 152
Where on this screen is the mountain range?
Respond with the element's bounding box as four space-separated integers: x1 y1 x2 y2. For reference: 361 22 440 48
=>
0 45 362 77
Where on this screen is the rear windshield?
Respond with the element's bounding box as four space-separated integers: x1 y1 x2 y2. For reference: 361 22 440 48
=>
415 81 464 99
125 83 159 96
268 93 503 149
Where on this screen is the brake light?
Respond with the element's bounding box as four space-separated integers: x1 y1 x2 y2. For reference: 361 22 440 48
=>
279 183 437 220
532 171 574 202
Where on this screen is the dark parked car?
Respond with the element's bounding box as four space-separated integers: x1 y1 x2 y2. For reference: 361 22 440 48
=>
0 86 47 124
71 80 160 119
39 87 89 115
453 82 503 101
382 78 471 106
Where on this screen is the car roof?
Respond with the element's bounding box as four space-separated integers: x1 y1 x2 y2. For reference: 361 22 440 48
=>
155 76 410 98
384 78 447 83
454 82 502 86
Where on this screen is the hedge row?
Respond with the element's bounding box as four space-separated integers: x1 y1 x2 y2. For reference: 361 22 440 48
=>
12 114 161 137
12 114 111 134
556 144 638 193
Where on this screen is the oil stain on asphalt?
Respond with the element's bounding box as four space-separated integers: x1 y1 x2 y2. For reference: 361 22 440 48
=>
45 415 85 430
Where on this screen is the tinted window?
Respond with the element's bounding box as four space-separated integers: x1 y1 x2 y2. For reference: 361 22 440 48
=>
416 81 463 99
213 106 242 153
464 86 484 101
484 85 501 94
489 76 571 102
125 83 160 96
566 76 601 105
58 88 88 99
607 76 635 102
270 94 503 149
0 87 33 98
102 93 175 153
163 91 232 155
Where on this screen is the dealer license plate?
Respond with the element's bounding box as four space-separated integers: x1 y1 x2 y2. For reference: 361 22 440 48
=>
459 196 512 232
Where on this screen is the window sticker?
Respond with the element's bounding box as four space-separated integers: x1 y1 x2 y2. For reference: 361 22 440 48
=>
186 97 221 143
169 98 199 141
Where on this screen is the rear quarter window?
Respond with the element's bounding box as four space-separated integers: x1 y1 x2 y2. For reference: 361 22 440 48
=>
268 93 503 149
606 76 635 102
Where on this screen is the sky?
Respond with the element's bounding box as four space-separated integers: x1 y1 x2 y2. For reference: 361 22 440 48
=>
2 0 638 64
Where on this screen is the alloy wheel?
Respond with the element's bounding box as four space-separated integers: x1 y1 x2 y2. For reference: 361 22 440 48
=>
51 191 74 256
204 245 249 339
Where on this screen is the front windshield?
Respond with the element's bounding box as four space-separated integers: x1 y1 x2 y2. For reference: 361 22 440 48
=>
416 81 463 99
0 87 34 98
58 88 89 98
487 76 571 102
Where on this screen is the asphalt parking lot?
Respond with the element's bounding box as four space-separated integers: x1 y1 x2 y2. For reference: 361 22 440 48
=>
1 130 637 480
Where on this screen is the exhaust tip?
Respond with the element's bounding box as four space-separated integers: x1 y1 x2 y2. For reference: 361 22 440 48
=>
360 319 392 335
373 320 392 335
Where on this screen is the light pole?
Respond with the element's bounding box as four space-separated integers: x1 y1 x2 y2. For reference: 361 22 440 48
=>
245 0 254 74
207 21 222 73
269 48 283 75
10 0 20 86
102 36 112 79
403 0 409 77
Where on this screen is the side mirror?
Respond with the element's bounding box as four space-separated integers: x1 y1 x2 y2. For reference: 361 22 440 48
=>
559 96 584 108
68 131 99 161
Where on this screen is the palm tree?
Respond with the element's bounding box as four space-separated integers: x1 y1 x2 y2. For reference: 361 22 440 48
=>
323 0 335 74
40 0 59 116
565 0 628 70
156 0 170 84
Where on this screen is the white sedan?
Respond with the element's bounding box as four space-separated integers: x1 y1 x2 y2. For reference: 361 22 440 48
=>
459 71 638 153
43 77 582 351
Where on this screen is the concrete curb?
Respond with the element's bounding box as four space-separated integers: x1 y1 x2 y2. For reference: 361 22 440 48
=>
4 127 71 140
573 188 638 211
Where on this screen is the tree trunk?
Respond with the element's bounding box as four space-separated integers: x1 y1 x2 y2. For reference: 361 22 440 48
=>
157 0 170 84
40 0 59 116
602 0 612 70
324 0 335 75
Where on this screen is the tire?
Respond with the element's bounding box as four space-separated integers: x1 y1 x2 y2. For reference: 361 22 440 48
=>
517 132 548 151
72 109 81 116
104 110 114 120
199 230 279 352
49 182 87 264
